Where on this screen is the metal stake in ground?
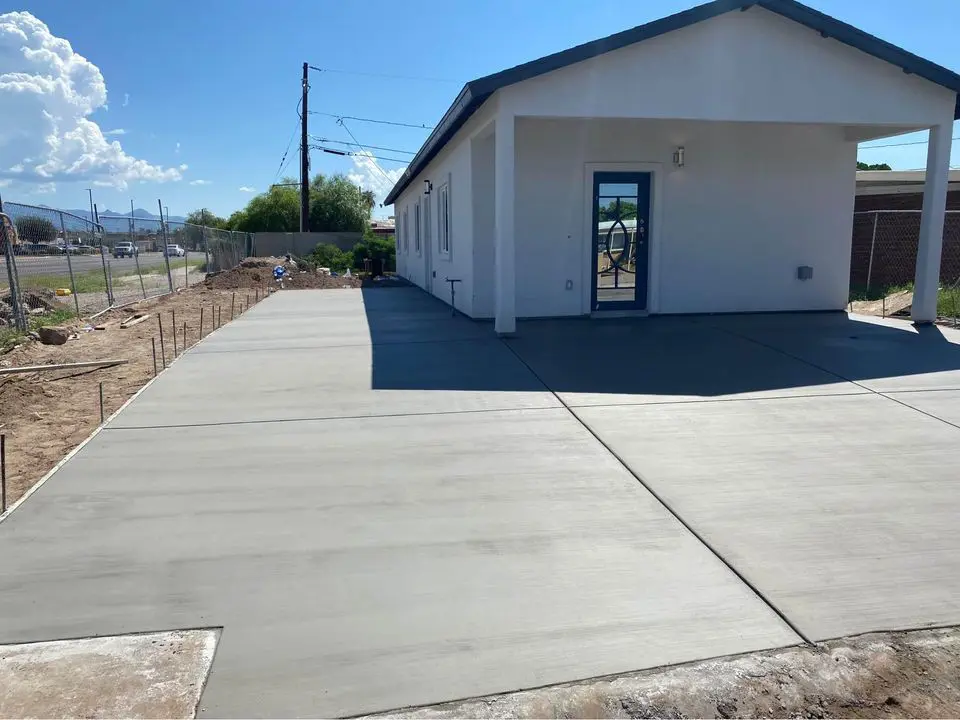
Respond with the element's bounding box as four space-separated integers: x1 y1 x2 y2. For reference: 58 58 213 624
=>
99 382 105 424
183 322 187 350
151 337 157 377
158 315 166 368
172 309 178 356
200 306 205 337
231 293 235 319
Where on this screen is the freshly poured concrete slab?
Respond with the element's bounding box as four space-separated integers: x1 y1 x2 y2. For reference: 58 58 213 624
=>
112 338 558 428
705 313 960 393
196 288 489 353
508 316 860 407
889 389 960 426
575 393 960 641
0 629 217 719
0 410 797 717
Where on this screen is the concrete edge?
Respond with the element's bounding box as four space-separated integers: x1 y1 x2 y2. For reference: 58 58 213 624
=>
0 291 277 526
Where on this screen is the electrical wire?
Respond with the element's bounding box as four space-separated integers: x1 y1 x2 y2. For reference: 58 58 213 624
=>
311 145 409 164
860 135 960 150
308 111 434 130
272 97 303 184
309 135 416 155
308 65 461 84
337 120 402 184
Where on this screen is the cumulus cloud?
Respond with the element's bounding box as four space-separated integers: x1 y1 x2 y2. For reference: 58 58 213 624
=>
347 151 405 209
103 128 126 136
122 92 128 107
189 179 211 186
0 12 182 191
238 185 256 192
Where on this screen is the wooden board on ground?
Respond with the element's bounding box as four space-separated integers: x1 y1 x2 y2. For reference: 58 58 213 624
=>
850 290 913 317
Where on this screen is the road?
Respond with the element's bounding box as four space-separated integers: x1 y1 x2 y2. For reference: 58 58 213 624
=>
13 252 197 277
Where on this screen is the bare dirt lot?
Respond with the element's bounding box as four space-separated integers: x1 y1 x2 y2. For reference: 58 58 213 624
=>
367 627 960 720
0 281 271 509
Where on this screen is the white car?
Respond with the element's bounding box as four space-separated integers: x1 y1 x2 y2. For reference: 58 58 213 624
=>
164 244 185 257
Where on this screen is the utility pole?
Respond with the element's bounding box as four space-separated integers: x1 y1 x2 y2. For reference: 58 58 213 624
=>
300 61 310 233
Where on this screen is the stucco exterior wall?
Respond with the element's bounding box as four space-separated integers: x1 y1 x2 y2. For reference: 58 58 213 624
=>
507 118 857 317
501 6 957 127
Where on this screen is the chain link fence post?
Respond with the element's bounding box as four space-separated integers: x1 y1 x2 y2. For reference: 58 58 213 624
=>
58 211 82 319
865 211 878 295
158 199 174 292
1 212 27 332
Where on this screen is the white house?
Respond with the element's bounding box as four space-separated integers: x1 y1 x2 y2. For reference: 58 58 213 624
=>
385 0 960 333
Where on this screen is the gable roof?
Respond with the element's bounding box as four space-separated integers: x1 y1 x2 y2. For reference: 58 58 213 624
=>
384 0 960 205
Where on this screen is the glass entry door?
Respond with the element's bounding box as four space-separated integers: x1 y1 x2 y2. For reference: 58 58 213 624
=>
591 172 651 311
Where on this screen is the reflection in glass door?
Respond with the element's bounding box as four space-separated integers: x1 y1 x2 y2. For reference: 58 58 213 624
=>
591 172 651 311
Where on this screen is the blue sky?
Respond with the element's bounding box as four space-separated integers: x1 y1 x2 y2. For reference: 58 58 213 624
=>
2 0 959 219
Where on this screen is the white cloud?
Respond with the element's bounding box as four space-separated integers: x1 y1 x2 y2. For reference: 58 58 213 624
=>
0 12 182 191
175 141 180 155
103 128 126 136
121 92 129 107
0 178 10 187
189 179 211 186
347 151 405 209
238 185 256 192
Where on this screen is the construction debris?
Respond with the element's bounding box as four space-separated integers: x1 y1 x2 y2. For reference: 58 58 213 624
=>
0 359 129 376
120 314 151 329
36 327 70 346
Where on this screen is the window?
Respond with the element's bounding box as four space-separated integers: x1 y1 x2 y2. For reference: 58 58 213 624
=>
402 208 409 253
414 201 421 255
438 183 451 255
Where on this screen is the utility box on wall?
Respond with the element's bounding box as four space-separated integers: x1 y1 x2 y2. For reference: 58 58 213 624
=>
797 265 814 281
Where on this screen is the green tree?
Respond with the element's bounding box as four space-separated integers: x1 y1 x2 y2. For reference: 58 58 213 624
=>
185 209 227 228
235 182 300 232
857 162 892 170
15 214 57 244
308 174 373 232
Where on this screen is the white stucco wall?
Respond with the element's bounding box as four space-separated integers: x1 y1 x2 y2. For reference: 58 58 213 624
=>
502 6 957 127
393 106 497 316
506 118 858 317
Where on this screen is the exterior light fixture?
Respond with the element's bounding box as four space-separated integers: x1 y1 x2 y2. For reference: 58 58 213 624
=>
424 180 432 195
673 146 685 168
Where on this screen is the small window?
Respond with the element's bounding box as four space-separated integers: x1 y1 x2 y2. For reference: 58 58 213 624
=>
403 208 409 253
438 184 451 255
414 201 421 255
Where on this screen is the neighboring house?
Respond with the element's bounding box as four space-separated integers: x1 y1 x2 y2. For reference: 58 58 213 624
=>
851 170 960 290
369 219 396 238
386 0 959 331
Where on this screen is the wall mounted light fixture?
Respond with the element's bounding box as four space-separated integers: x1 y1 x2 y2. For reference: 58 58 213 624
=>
673 146 685 168
423 180 432 195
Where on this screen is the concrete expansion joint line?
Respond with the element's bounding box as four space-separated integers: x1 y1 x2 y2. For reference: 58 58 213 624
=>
497 337 814 646
708 323 960 434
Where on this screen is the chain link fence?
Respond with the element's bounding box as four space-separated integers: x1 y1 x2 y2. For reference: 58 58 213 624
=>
849 210 960 323
1 199 251 331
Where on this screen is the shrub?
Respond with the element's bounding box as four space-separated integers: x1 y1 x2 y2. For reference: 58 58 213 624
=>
310 243 352 273
350 234 396 272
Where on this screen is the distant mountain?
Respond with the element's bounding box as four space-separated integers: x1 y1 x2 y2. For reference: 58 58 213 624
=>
63 208 186 223
54 207 187 234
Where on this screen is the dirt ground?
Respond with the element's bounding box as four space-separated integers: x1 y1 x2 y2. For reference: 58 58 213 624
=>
203 256 363 290
0 282 270 509
366 627 960 720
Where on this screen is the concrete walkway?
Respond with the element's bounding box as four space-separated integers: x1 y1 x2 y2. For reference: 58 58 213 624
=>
2 288 960 717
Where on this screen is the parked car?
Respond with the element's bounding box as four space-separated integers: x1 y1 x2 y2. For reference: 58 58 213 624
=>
164 244 185 257
114 242 138 258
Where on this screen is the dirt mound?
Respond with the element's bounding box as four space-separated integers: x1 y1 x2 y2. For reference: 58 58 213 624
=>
2 288 69 313
205 257 362 291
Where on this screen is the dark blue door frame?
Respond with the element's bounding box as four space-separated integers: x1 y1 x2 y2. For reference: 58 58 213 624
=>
591 171 651 312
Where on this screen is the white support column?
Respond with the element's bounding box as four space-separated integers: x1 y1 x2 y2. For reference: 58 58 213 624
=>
912 123 953 324
494 110 516 335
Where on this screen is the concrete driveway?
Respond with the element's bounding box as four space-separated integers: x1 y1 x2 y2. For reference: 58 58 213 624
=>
2 287 959 717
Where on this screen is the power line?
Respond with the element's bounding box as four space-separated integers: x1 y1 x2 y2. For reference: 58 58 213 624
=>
272 98 303 184
860 135 960 150
308 65 461 84
309 135 416 155
308 111 434 130
310 145 409 164
337 120 401 184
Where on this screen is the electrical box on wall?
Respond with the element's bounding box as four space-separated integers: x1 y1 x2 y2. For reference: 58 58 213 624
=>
797 266 814 281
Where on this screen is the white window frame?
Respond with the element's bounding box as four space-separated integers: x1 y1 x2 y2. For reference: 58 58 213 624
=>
414 200 422 255
438 182 451 256
402 207 409 254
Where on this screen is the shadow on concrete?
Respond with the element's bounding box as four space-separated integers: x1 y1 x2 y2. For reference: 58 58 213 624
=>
363 286 960 397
